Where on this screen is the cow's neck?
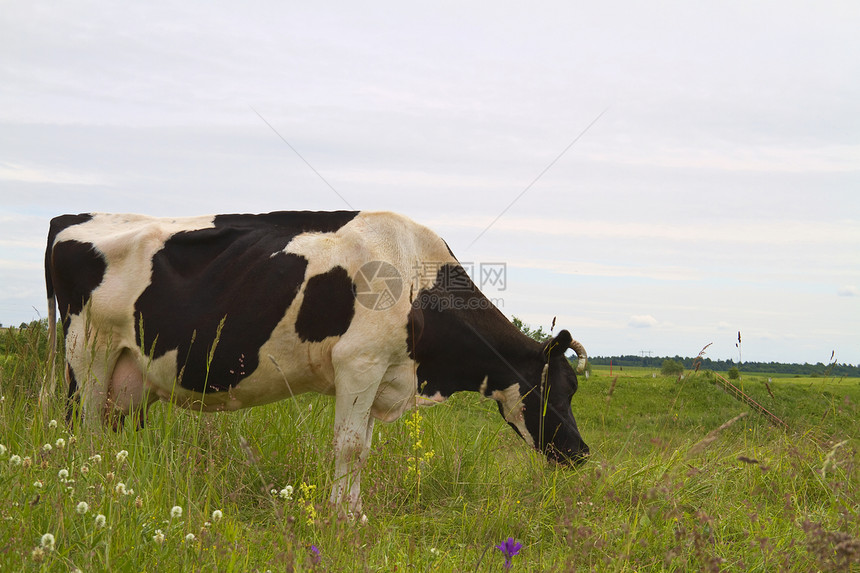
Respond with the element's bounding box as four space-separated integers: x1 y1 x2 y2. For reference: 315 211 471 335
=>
407 270 542 399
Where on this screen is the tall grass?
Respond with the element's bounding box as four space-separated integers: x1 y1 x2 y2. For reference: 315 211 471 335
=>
1 325 858 571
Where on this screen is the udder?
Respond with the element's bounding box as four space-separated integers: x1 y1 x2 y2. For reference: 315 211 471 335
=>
108 347 152 415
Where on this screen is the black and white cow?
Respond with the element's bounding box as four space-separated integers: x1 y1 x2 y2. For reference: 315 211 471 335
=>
42 211 589 513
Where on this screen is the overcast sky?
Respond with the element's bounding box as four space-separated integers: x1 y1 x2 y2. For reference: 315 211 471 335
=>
1 1 858 365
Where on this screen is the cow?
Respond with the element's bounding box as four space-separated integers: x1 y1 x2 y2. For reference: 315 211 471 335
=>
42 210 589 514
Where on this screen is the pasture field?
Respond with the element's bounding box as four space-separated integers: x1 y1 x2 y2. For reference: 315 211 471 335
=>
1 325 858 571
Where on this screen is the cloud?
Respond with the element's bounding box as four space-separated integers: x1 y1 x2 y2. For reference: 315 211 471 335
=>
0 162 109 186
838 285 858 297
629 315 659 328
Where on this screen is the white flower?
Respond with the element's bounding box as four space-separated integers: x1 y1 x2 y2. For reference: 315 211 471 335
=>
55 438 66 449
430 547 440 557
278 485 293 500
9 454 21 466
40 533 55 551
31 547 45 562
115 482 127 495
116 450 129 463
211 509 223 522
153 529 165 544
76 501 89 515
48 419 58 429
94 514 106 528
170 505 183 518
33 480 43 488
185 533 196 543
58 468 69 480
42 443 52 452
0 444 6 456
80 464 89 475
89 454 102 463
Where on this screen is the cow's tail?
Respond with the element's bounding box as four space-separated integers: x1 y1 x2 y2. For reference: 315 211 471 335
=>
40 230 58 416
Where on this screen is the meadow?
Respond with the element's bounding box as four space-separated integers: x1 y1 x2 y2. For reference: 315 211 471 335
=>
1 324 858 571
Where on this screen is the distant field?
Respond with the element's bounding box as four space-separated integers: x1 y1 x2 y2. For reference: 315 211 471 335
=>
1 326 858 571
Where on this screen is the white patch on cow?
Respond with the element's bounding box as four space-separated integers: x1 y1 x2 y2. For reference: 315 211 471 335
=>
491 383 535 448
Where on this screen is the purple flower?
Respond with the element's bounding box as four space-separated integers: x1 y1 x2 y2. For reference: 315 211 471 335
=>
309 544 321 565
495 537 522 570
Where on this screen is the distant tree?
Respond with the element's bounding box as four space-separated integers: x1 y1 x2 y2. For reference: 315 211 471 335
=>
661 359 684 377
511 316 552 343
727 366 740 380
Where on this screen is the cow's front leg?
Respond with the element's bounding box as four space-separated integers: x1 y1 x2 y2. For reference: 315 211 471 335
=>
330 380 378 517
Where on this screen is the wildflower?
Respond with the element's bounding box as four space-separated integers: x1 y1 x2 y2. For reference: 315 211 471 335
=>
58 468 69 480
495 537 522 570
309 545 321 565
55 437 66 449
22 456 32 468
211 509 223 522
171 505 183 518
185 532 196 543
42 443 52 452
49 419 58 429
135 496 143 508
89 454 102 463
33 480 43 488
116 449 129 463
31 547 45 563
279 485 293 500
115 482 127 495
430 547 441 558
153 529 165 544
299 483 317 525
9 454 21 466
0 444 6 456
68 436 77 446
94 514 106 528
40 533 56 551
80 464 89 475
76 501 89 514
105 471 114 482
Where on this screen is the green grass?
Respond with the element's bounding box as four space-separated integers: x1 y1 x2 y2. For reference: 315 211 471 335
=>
1 327 858 571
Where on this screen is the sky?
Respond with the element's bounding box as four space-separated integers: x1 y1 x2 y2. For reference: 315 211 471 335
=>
1 1 858 365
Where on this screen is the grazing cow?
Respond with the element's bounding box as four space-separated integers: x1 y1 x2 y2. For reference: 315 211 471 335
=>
42 211 589 513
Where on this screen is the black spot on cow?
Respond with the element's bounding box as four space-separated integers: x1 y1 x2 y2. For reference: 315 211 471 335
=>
295 266 356 342
49 240 106 332
134 211 358 394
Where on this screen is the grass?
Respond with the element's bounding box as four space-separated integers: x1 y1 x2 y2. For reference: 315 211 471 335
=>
1 326 858 571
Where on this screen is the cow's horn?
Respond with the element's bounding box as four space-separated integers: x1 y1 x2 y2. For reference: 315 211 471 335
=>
569 339 588 374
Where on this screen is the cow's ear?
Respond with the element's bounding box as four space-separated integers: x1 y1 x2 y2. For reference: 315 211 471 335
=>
542 330 572 362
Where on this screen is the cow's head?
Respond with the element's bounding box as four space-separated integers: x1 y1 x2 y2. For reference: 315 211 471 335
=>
516 330 589 465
